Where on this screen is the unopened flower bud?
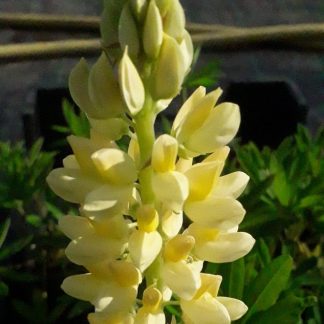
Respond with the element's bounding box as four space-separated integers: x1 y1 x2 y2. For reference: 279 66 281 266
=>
119 48 145 115
142 286 162 312
163 0 185 41
155 0 171 17
151 34 185 100
88 53 126 118
130 0 148 20
119 3 140 58
143 0 163 58
136 205 159 232
164 234 195 262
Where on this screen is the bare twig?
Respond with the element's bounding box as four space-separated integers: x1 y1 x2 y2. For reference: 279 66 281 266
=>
0 39 101 63
0 13 100 33
0 12 324 62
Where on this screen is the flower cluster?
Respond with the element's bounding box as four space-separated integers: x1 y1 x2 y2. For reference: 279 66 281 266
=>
47 0 255 323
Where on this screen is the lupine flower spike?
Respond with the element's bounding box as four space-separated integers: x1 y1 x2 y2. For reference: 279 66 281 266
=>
47 0 255 323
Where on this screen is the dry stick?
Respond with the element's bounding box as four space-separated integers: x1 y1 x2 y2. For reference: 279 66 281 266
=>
0 39 101 63
191 23 324 47
0 13 100 32
0 12 237 34
0 23 324 62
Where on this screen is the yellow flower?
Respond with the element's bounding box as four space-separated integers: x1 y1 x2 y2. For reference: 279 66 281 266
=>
172 87 240 158
186 223 255 263
162 235 203 300
151 135 189 212
59 215 129 267
134 287 166 324
180 274 248 324
128 205 163 272
69 53 125 119
183 149 249 230
62 261 141 316
47 134 137 218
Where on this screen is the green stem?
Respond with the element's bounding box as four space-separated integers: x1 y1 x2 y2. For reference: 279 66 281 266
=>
134 96 156 168
134 95 156 204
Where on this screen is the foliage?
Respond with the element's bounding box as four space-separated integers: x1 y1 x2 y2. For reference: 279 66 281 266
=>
222 125 324 323
0 140 86 323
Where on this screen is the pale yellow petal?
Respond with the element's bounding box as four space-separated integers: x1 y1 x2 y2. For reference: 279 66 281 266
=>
202 146 230 163
119 48 145 115
152 171 189 212
67 135 99 174
164 0 185 41
58 215 94 240
130 0 147 20
193 231 255 263
143 0 163 58
119 3 140 57
89 117 129 141
186 103 240 153
181 293 231 324
135 309 165 324
88 53 125 119
128 230 163 272
62 155 80 169
175 158 192 173
88 311 135 324
185 161 224 201
216 297 248 321
46 168 100 203
152 135 178 173
155 0 171 16
197 273 222 298
83 184 133 217
179 30 193 74
151 35 185 100
212 171 249 199
176 88 222 144
61 273 102 304
65 234 125 266
162 260 202 300
68 58 95 117
172 87 206 135
91 148 137 185
161 210 183 238
184 197 245 230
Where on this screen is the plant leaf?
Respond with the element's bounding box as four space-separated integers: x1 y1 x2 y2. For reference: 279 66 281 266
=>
247 294 308 324
228 258 245 299
0 218 11 248
241 254 293 323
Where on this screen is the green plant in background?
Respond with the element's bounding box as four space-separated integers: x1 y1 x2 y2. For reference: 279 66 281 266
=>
0 140 92 322
222 125 324 323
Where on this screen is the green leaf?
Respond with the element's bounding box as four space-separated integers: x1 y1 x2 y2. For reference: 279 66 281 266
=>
242 255 293 323
26 214 42 228
0 235 33 261
0 280 9 296
0 217 11 248
257 238 271 268
228 258 245 299
247 294 307 324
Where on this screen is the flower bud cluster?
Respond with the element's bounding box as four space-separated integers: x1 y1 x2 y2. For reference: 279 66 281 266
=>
47 1 255 323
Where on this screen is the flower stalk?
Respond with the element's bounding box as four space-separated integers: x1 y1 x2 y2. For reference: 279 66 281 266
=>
47 1 256 323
